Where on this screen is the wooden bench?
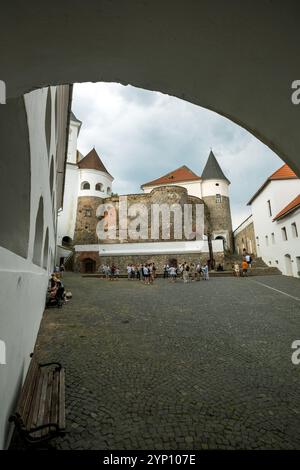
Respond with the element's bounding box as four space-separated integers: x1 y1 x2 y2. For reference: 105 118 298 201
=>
9 355 66 444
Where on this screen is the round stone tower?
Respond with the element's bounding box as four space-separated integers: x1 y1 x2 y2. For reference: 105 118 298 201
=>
201 151 233 251
74 148 114 245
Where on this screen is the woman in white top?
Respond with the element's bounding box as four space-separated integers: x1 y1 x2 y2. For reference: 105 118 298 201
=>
169 266 177 282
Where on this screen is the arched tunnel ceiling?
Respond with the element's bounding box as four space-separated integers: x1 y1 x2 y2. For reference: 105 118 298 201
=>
1 0 300 175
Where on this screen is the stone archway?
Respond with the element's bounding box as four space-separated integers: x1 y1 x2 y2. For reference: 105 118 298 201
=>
215 235 226 251
1 2 300 176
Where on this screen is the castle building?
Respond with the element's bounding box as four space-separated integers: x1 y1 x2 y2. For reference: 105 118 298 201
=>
56 112 114 266
57 112 233 273
242 164 300 277
141 151 233 251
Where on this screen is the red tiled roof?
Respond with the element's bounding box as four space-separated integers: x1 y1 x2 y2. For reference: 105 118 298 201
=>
141 165 201 188
273 194 300 221
269 164 298 180
248 164 298 205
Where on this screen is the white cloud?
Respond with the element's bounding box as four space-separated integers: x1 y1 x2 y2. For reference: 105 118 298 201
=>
72 82 283 229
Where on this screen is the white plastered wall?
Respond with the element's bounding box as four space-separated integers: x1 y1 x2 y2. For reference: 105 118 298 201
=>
0 86 69 449
251 179 300 277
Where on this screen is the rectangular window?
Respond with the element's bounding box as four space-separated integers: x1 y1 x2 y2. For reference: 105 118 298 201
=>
216 194 222 203
281 227 288 241
84 209 92 217
271 233 275 244
267 200 272 217
291 222 298 238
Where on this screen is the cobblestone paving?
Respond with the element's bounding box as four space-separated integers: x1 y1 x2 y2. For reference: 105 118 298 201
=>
14 273 300 449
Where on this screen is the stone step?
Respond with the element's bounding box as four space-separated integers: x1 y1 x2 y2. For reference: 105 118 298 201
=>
224 256 268 269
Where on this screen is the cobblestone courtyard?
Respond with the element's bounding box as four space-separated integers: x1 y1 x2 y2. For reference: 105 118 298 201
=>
19 273 300 449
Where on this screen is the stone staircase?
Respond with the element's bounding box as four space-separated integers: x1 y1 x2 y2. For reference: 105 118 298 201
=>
63 250 75 271
223 254 281 276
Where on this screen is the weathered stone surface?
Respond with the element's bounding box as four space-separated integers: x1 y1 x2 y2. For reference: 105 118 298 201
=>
74 196 104 244
234 221 257 256
97 186 210 244
74 251 224 273
203 195 233 250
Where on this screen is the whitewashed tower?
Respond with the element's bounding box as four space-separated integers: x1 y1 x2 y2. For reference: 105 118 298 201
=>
201 151 233 251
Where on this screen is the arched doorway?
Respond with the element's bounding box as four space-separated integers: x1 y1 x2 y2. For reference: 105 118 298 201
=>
296 257 300 277
1 3 300 177
83 258 96 273
62 236 72 247
215 235 226 251
284 254 293 276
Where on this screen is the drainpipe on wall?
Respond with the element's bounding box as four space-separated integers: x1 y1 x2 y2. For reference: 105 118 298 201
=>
208 232 214 270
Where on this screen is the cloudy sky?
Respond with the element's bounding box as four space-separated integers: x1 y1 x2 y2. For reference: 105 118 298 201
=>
72 82 283 229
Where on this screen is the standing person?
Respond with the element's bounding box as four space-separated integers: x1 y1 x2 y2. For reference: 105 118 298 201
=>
127 264 132 280
131 265 136 280
60 263 65 278
115 266 120 280
169 265 177 282
136 265 141 281
106 265 111 279
152 263 156 280
163 264 169 278
143 264 150 285
245 252 252 269
233 262 240 277
190 263 196 281
148 263 153 283
103 264 108 279
203 263 209 280
139 264 144 282
183 264 189 283
110 264 116 280
242 259 248 276
196 262 202 281
179 263 184 279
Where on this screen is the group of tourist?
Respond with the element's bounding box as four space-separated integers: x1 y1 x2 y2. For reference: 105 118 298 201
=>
99 264 120 280
163 262 209 282
96 252 255 283
98 261 212 283
127 263 157 284
46 272 70 307
232 251 253 277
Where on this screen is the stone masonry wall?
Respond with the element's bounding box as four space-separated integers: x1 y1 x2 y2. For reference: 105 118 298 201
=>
74 251 224 273
233 221 257 256
74 196 104 244
97 186 211 244
203 195 233 250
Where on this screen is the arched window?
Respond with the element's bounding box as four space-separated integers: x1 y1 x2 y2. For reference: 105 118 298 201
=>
43 228 49 270
33 197 44 266
107 187 111 195
49 156 54 195
81 181 90 190
95 183 103 191
62 236 72 246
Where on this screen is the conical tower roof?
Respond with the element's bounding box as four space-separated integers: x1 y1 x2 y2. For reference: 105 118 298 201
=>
78 148 113 178
201 151 230 184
